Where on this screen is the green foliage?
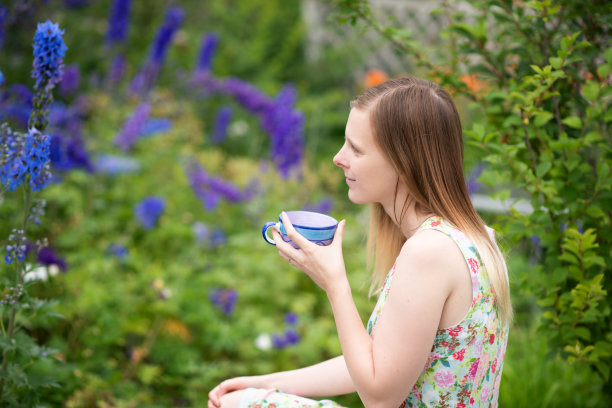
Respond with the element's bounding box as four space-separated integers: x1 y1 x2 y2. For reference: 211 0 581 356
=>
336 0 612 401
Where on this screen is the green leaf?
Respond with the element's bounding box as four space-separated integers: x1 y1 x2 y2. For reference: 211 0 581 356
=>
536 161 552 178
574 326 591 341
604 48 612 65
583 81 600 102
597 64 610 79
533 111 554 126
584 131 602 145
549 57 563 69
562 116 582 129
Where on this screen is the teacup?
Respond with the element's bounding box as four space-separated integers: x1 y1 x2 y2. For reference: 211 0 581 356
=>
262 211 338 249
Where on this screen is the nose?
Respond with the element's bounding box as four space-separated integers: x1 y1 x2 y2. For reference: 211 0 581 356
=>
333 145 348 169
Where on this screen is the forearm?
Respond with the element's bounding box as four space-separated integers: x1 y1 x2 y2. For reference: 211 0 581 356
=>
258 355 355 398
327 282 389 407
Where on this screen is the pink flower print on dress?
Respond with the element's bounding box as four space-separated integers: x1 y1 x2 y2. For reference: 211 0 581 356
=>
448 325 463 337
468 359 479 380
480 386 490 405
491 357 498 373
468 257 479 274
453 348 466 361
434 369 455 388
431 220 441 227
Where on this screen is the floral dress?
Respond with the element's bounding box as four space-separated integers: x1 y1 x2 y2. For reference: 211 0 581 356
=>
240 217 508 408
367 217 509 407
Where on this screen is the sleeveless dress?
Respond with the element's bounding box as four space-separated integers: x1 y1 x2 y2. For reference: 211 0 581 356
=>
240 217 509 408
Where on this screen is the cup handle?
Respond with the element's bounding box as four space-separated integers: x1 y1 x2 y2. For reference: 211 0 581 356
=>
262 222 279 245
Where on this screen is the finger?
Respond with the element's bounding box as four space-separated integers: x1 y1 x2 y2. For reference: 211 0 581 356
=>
280 212 311 249
272 228 302 262
332 219 346 248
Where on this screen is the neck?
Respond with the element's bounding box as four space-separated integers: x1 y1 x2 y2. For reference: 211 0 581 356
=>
381 188 432 239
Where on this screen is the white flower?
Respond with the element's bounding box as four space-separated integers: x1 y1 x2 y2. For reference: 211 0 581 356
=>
254 333 272 351
24 264 59 282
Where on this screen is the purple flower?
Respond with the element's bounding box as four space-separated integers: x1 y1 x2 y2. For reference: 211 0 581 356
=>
195 33 219 72
262 85 305 178
209 288 237 316
114 102 151 152
284 312 298 325
129 7 183 94
108 54 127 85
272 333 287 349
0 70 4 85
93 154 140 175
284 328 300 345
59 64 80 96
209 228 226 248
106 0 132 45
211 106 232 144
186 160 255 211
31 20 68 91
134 196 165 229
0 6 8 50
467 163 485 196
222 78 273 116
303 197 333 214
192 221 209 244
141 117 172 137
107 243 128 259
37 246 67 271
150 7 184 64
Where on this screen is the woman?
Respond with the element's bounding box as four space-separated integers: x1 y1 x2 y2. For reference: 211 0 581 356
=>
208 77 511 408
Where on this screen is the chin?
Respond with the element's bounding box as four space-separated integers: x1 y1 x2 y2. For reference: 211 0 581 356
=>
347 190 369 205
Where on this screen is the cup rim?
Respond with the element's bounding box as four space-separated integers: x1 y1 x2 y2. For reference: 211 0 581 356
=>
280 210 338 231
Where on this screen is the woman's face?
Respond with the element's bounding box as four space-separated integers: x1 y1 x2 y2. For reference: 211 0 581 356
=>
333 108 399 207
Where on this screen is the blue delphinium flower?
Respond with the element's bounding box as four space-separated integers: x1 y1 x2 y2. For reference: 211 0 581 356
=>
134 196 165 229
140 117 172 137
211 106 232 144
195 33 219 72
31 20 68 91
106 0 132 45
114 102 151 152
209 288 237 316
93 154 140 175
0 69 4 85
5 229 26 265
23 127 51 191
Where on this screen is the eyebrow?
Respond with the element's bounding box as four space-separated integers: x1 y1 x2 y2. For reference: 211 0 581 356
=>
345 135 362 150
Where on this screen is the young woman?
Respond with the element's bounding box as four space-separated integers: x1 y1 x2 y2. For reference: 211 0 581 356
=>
208 77 511 408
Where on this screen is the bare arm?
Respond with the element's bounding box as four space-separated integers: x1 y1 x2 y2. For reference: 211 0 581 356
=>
275 218 457 408
208 355 355 407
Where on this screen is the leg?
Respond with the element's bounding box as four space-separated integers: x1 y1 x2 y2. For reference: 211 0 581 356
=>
220 390 245 408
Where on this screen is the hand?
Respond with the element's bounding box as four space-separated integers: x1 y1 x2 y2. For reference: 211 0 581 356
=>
272 212 348 294
208 376 253 408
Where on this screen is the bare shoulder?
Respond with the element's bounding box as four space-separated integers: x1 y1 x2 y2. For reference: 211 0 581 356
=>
395 229 465 287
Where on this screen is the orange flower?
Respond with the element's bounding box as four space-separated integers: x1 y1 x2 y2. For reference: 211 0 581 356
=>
161 318 192 342
459 74 485 93
363 69 388 88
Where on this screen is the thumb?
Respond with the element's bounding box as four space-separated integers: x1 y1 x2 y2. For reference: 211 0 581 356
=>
332 220 346 248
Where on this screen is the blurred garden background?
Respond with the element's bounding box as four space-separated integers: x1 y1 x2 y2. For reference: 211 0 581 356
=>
0 0 610 406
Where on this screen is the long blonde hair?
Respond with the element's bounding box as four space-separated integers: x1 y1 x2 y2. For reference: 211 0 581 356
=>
353 77 512 325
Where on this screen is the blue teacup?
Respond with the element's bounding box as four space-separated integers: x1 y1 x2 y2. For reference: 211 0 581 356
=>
262 211 338 249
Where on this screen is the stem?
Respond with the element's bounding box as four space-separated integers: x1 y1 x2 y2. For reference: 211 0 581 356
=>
0 188 32 397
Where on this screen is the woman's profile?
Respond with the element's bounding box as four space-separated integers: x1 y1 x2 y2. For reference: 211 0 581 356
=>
208 77 511 408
